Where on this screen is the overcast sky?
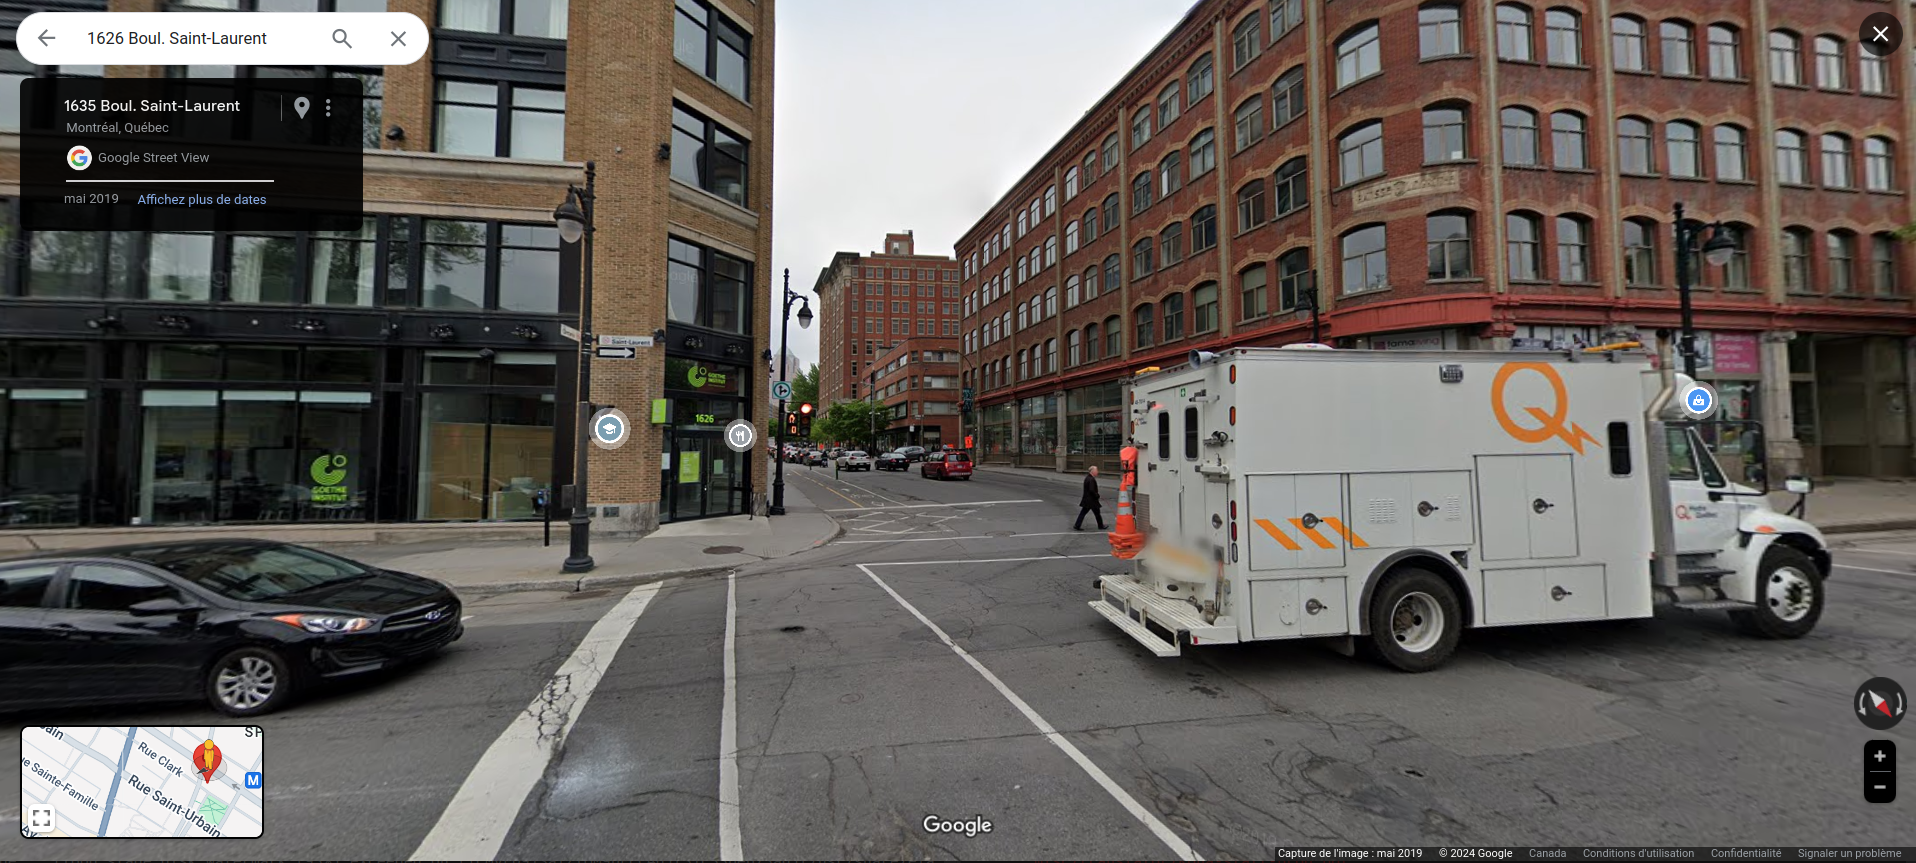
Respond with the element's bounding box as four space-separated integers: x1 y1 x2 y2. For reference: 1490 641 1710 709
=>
768 0 1197 371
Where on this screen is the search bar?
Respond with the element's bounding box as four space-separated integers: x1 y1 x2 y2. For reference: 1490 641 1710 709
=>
17 12 428 66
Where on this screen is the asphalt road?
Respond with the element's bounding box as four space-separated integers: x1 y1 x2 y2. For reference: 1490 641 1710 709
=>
4 464 1912 860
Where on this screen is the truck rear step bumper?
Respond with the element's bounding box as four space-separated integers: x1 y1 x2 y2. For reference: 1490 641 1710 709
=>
1091 575 1240 657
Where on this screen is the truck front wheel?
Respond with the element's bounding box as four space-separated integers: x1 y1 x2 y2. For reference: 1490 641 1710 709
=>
1730 545 1824 639
1365 568 1463 673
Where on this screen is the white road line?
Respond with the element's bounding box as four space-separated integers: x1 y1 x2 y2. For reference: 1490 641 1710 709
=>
856 563 1201 861
839 531 1088 544
1841 546 1916 557
867 553 1116 566
409 582 664 861
825 498 1042 512
1835 563 1916 577
718 569 743 861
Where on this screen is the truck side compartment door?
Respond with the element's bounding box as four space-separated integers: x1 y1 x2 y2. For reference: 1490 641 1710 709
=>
1248 474 1346 570
1476 455 1579 560
1347 471 1474 549
1247 577 1348 639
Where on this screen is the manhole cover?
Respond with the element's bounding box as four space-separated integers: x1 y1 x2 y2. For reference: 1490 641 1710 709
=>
704 545 744 555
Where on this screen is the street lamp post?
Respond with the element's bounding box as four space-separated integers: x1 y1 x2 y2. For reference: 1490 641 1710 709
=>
1296 285 1322 344
770 268 812 517
1672 201 1739 379
554 162 596 573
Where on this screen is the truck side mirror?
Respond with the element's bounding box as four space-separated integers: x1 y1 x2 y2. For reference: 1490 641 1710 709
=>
1784 476 1813 495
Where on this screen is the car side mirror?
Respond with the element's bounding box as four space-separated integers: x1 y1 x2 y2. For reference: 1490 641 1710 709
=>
129 596 204 617
1784 476 1813 495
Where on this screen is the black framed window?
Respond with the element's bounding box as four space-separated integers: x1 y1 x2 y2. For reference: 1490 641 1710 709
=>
435 80 565 160
667 237 751 335
1277 248 1313 310
437 0 568 39
674 0 750 101
1272 66 1305 126
671 103 749 207
1420 5 1462 58
1162 293 1185 341
1192 204 1218 252
1274 158 1307 216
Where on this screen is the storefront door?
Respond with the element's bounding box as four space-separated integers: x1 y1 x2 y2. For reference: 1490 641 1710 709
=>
664 431 744 522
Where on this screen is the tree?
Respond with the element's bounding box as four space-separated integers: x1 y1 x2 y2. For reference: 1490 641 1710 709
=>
812 399 882 451
790 362 820 407
1896 222 1916 243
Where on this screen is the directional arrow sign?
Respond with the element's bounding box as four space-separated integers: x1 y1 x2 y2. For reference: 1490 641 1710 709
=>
594 346 636 359
38 30 52 46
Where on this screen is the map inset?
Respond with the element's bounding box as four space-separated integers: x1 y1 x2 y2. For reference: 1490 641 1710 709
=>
20 726 263 838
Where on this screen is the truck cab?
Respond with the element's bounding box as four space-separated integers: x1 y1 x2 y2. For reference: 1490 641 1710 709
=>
1091 344 1830 671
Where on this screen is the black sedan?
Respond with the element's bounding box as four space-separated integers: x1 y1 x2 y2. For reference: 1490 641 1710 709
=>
875 451 910 471
0 540 462 717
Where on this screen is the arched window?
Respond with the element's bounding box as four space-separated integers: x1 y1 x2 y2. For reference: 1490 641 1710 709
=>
1781 227 1812 292
1084 322 1100 361
1132 171 1153 214
1067 329 1082 367
1272 66 1306 125
1555 215 1592 282
1237 179 1267 231
1714 125 1748 181
1103 315 1122 357
1335 23 1381 87
1159 151 1182 197
1274 158 1308 216
1506 212 1543 280
1339 121 1385 183
1864 136 1896 192
1044 285 1057 317
1775 129 1808 184
1189 128 1217 176
1420 5 1463 59
1162 293 1186 341
1501 106 1540 165
1821 133 1853 188
1134 303 1156 348
1277 248 1314 310
1496 4 1533 61
1084 207 1099 240
1618 116 1654 174
1065 273 1081 308
1660 20 1694 75
1240 263 1269 319
1192 282 1220 334
1102 193 1118 230
1160 222 1184 265
1232 13 1263 69
1424 104 1469 163
1082 265 1098 300
1132 237 1154 278
1191 204 1218 252
1341 224 1389 293
1101 133 1118 172
1612 16 1646 70
1828 230 1857 294
1769 31 1801 85
1158 82 1181 128
1871 233 1900 296
1131 105 1152 148
1064 219 1080 255
1707 24 1740 78
1814 36 1844 89
1187 52 1214 103
1102 254 1121 294
1666 120 1701 177
1622 217 1658 285
1551 111 1586 168
1427 211 1473 280
1546 8 1582 64
1234 95 1266 151
1710 223 1752 289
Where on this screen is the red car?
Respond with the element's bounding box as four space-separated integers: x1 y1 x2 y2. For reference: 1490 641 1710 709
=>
920 451 973 480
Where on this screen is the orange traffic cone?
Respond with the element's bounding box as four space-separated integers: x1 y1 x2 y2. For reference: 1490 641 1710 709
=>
1107 445 1145 560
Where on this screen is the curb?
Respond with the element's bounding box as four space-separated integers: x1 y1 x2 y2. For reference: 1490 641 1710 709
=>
451 565 732 596
1823 519 1916 535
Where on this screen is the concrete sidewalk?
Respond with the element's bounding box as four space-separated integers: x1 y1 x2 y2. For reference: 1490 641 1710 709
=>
983 462 1916 534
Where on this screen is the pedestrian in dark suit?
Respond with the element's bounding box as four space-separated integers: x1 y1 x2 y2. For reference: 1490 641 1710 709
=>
1074 466 1105 531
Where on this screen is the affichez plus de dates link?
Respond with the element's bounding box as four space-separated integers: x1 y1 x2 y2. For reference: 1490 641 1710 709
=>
86 30 266 45
65 98 240 113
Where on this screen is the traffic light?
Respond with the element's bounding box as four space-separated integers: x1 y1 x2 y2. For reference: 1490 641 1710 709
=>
798 402 814 437
784 411 800 437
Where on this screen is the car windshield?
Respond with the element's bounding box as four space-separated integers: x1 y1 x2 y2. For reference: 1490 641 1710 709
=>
848 451 867 457
122 542 374 602
952 453 971 462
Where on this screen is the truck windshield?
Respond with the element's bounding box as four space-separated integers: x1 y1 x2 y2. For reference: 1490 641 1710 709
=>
1666 426 1728 487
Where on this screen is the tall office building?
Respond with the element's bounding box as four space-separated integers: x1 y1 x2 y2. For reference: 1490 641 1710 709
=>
812 231 961 407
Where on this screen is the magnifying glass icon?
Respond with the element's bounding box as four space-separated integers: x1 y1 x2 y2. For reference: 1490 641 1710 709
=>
332 29 352 49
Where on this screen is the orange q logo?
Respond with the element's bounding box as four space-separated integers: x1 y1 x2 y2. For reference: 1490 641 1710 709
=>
1491 362 1599 454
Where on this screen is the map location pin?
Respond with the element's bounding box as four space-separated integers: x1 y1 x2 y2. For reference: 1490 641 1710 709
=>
193 739 222 783
294 96 310 119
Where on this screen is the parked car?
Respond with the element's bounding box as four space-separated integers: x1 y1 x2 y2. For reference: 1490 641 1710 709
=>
827 447 844 460
805 449 829 466
876 451 910 471
920 451 974 480
837 450 873 471
0 540 463 717
898 445 930 463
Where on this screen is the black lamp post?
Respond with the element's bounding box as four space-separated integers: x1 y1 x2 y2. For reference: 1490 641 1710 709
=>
555 162 595 573
770 268 812 516
1672 201 1739 379
1296 285 1322 344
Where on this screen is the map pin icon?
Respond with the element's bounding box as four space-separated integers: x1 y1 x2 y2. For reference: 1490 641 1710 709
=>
293 96 310 119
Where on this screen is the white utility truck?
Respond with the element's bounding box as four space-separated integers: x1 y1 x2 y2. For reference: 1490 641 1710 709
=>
1091 341 1829 671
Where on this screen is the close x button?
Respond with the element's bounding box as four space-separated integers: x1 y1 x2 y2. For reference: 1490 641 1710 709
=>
1865 740 1895 804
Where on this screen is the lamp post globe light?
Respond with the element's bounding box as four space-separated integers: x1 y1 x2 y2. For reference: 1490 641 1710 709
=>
555 162 596 573
1295 285 1322 344
1672 201 1739 379
771 268 812 517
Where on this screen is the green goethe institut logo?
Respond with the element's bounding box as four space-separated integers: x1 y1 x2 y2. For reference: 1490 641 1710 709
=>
310 454 349 504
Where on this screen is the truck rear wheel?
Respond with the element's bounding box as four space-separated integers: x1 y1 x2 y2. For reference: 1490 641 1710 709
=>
1730 545 1823 639
1366 567 1462 673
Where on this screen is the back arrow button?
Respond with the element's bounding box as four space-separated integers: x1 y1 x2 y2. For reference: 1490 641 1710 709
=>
38 30 53 46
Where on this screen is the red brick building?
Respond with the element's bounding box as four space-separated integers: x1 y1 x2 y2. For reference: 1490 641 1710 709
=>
813 232 962 411
869 338 963 452
958 0 1915 478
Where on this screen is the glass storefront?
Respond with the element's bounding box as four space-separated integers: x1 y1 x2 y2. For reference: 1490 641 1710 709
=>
980 403 1013 463
415 351 557 520
0 388 87 526
1066 381 1124 471
661 357 747 523
1017 394 1058 467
